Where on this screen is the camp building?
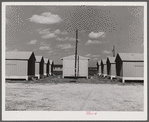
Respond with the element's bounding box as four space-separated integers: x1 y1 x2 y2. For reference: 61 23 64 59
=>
44 58 49 76
49 60 54 75
6 52 36 80
53 64 62 75
101 59 107 77
97 60 101 76
35 56 44 79
115 53 144 83
61 55 89 78
106 56 116 79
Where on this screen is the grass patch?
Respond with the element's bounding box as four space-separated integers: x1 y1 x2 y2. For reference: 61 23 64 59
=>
5 75 144 111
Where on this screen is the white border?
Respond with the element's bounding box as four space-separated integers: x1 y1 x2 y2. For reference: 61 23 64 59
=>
2 2 147 120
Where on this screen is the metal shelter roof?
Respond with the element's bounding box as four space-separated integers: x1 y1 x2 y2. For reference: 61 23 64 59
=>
6 52 33 60
44 58 49 64
101 59 106 65
107 57 116 63
117 53 144 61
35 56 43 62
49 60 53 65
97 60 101 65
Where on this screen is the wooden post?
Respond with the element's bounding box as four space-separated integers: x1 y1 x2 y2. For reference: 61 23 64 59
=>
112 45 115 57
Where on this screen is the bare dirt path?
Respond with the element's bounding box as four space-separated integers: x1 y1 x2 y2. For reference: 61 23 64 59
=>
5 82 143 111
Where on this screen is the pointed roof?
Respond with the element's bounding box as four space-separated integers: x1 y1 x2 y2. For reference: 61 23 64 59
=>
107 57 116 64
44 58 49 64
101 59 106 65
116 53 144 61
35 56 43 62
6 52 33 60
61 55 89 60
97 60 101 65
49 60 53 65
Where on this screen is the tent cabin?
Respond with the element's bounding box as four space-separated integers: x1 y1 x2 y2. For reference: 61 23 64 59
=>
106 57 116 79
101 59 107 77
115 53 144 83
61 55 89 78
6 51 35 80
97 60 101 76
44 58 49 76
35 56 44 79
49 60 54 75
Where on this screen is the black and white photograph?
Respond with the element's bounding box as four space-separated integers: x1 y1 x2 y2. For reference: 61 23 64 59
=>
2 2 147 121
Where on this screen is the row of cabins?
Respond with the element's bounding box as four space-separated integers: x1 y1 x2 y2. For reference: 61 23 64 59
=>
6 53 90 80
97 53 144 83
6 52 144 83
6 52 54 80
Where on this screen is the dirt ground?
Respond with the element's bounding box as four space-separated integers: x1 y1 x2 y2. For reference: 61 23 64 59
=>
5 75 144 111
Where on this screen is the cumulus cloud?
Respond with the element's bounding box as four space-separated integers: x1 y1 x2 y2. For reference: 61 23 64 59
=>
39 28 50 34
38 28 68 39
56 37 69 41
40 41 51 46
57 43 74 49
85 40 102 45
61 31 68 35
103 50 112 54
92 58 99 60
47 50 53 54
29 12 63 24
38 28 56 39
54 29 68 35
86 54 91 57
27 40 37 44
69 37 76 41
39 46 51 50
56 37 63 41
54 29 61 34
92 55 100 57
85 54 100 57
42 33 56 39
89 32 105 38
56 37 76 41
40 42 47 46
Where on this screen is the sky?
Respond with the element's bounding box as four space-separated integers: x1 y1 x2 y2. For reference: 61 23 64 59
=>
6 5 144 66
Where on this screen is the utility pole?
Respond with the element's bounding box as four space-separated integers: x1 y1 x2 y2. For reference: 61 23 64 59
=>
75 29 78 79
112 45 115 57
